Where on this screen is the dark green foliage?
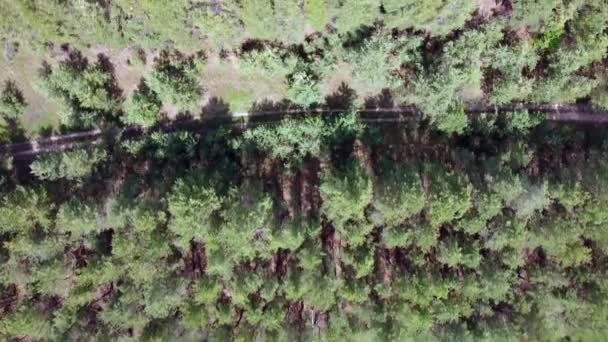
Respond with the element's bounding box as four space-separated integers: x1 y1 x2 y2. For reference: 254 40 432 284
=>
0 80 26 119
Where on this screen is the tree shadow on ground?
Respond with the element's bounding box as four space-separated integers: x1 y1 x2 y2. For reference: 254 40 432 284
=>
364 89 394 109
325 82 357 109
202 97 230 117
37 125 56 138
4 118 27 143
249 99 293 113
95 53 124 100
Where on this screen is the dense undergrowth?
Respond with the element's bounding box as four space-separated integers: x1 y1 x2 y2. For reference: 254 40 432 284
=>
1 112 608 340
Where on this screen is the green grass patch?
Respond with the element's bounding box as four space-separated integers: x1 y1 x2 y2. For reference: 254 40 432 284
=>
224 88 256 113
305 0 327 32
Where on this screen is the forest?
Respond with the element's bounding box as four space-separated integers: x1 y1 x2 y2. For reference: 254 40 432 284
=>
1 0 608 341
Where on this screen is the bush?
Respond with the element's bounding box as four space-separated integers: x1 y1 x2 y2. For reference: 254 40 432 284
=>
286 72 322 108
122 84 162 127
145 50 205 113
343 33 419 96
37 53 119 127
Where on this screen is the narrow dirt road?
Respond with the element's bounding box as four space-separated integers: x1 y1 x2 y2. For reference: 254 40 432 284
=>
3 103 608 159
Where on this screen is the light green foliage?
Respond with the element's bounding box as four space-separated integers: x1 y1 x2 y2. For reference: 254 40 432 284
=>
412 24 503 129
0 186 50 233
437 237 481 269
122 84 162 127
513 181 550 219
3 2 608 340
426 164 473 227
275 0 306 44
0 306 53 340
112 0 196 50
344 33 420 96
550 181 589 213
240 0 278 41
382 0 476 35
241 117 328 164
382 222 414 248
320 161 373 245
56 199 100 238
489 43 539 105
510 0 564 31
529 217 591 267
143 277 188 319
37 54 119 127
435 106 469 135
239 48 297 79
305 0 327 31
144 50 205 112
286 71 322 108
342 242 375 278
328 0 379 34
191 1 243 50
0 0 121 48
167 174 222 249
530 1 608 103
274 226 308 260
373 164 424 227
30 147 107 181
223 88 256 112
505 110 544 135
0 80 26 119
217 184 275 263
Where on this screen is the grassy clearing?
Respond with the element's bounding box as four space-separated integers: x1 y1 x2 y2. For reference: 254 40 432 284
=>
0 46 60 136
201 55 288 115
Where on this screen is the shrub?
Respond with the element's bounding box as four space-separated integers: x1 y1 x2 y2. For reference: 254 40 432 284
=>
122 84 162 127
145 50 205 113
286 71 322 108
